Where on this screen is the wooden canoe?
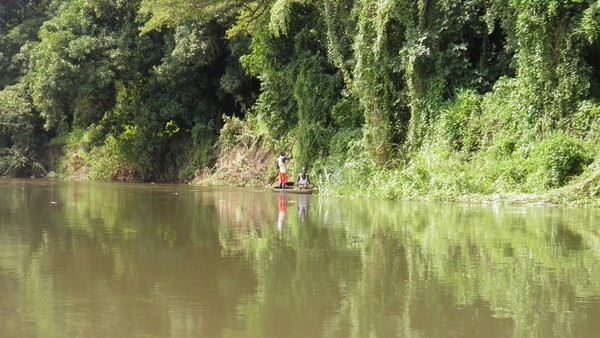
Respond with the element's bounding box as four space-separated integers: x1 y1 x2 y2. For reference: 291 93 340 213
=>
272 185 315 194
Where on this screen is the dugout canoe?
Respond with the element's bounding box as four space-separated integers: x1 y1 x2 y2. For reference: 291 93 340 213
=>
272 186 315 194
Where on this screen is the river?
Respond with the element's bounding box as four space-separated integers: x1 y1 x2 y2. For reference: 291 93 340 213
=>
0 179 599 337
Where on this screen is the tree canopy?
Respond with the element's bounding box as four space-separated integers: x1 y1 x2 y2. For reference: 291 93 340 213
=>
1 0 600 201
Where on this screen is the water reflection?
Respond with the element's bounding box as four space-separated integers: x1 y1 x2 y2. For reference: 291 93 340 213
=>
0 179 599 337
297 194 308 222
277 193 287 230
276 193 309 230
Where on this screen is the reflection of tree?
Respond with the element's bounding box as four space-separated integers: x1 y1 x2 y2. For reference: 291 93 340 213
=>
317 201 600 337
0 181 256 337
1 181 600 337
225 197 600 337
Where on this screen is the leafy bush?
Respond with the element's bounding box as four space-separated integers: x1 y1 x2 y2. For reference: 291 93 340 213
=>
88 136 130 180
315 152 376 197
469 140 531 194
114 125 154 180
178 162 197 181
331 98 363 129
400 142 477 200
478 76 560 148
441 89 482 152
217 116 247 152
59 127 143 181
532 132 593 188
568 100 600 142
557 158 600 201
191 121 216 169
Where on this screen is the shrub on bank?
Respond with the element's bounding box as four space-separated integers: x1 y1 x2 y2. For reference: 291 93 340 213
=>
58 128 141 181
531 132 594 188
314 84 599 204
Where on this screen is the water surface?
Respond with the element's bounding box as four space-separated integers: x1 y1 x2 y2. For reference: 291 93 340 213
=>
1 179 599 337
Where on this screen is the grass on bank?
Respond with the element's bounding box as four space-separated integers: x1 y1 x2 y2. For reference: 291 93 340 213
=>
51 87 600 206
54 117 600 206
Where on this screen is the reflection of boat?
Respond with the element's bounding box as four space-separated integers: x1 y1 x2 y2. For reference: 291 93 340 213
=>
272 184 315 194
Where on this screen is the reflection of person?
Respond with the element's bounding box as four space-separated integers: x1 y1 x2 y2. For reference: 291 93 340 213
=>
276 152 292 189
277 193 287 230
296 167 310 189
297 194 307 222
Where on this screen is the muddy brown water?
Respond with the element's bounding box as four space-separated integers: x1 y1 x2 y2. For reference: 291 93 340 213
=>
1 179 599 337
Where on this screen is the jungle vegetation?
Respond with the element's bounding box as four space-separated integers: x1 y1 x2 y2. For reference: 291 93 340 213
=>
2 0 600 203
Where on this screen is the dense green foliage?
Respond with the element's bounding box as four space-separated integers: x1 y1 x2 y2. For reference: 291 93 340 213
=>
1 0 259 181
2 0 600 202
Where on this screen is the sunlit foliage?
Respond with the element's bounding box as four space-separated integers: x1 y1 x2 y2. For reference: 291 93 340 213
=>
1 0 600 201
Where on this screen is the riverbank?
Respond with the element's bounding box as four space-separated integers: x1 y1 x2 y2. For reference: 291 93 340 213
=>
6 165 598 207
186 145 600 207
13 120 600 207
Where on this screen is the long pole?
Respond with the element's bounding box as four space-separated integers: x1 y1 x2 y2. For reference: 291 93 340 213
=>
269 120 307 186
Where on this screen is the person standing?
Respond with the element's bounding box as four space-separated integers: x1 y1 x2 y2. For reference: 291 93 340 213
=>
276 152 292 189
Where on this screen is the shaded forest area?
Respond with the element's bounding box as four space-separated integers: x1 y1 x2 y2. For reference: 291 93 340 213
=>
2 0 600 203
